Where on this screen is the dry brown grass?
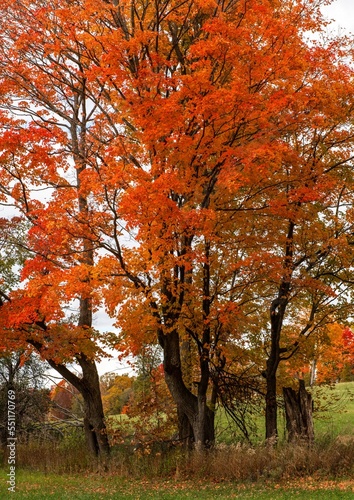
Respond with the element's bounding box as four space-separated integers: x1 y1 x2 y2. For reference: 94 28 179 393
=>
179 440 354 481
7 437 354 482
14 441 92 473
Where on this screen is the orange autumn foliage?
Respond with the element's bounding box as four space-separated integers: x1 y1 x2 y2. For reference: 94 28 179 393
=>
0 0 354 445
315 325 354 385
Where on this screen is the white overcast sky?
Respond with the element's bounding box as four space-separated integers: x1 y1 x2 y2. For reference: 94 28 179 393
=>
323 0 354 34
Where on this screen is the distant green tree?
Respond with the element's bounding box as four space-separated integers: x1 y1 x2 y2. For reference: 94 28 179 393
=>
0 352 50 445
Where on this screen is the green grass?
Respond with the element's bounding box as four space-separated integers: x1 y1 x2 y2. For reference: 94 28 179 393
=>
214 381 354 445
2 472 354 499
313 382 354 440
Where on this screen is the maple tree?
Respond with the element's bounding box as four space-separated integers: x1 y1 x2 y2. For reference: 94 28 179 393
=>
99 0 354 445
92 0 354 445
256 109 354 440
0 0 115 456
0 0 354 452
307 325 354 385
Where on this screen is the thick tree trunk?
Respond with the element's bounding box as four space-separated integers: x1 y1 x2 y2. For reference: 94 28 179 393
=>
265 220 295 442
176 400 214 450
78 355 110 457
45 353 110 457
71 100 111 456
177 406 194 449
265 319 281 442
265 364 278 441
283 380 314 443
162 329 214 450
192 402 214 451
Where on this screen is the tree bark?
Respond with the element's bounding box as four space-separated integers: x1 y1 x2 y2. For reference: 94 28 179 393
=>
177 406 194 449
161 329 214 450
44 353 110 457
265 299 283 441
265 221 295 441
283 379 314 443
310 359 317 387
78 354 110 457
193 402 215 451
265 360 278 442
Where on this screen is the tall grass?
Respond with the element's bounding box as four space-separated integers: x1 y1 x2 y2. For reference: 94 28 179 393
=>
182 440 354 481
9 438 354 482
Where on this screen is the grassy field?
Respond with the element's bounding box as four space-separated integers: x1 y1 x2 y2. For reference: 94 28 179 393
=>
1 472 354 499
214 381 354 445
2 382 354 498
313 382 354 440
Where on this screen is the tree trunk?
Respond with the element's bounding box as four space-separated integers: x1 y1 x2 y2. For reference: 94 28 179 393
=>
265 361 278 442
178 336 194 448
161 329 214 450
265 221 295 442
78 355 110 457
283 379 314 443
177 406 194 449
310 359 317 387
45 353 110 457
265 297 284 441
71 91 111 457
192 401 214 451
